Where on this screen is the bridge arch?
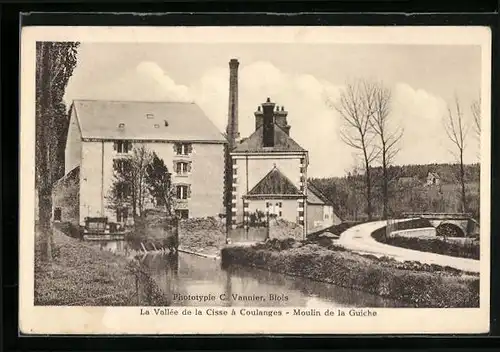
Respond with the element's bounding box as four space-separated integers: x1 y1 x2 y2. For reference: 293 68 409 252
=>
436 222 466 238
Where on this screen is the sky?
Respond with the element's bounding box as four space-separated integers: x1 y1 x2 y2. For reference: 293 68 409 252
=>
64 42 482 177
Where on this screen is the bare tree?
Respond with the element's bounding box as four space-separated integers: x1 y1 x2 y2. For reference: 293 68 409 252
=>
369 82 403 220
329 80 379 220
471 97 481 140
444 96 470 213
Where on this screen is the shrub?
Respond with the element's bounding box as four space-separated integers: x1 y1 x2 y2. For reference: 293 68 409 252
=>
371 219 479 260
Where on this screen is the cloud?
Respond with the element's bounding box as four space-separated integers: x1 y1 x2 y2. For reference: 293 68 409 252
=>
65 60 479 176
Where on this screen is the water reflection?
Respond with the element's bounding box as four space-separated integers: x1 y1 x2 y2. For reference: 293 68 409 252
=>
140 252 406 308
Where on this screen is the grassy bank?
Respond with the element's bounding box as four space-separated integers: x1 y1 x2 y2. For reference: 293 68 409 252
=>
371 220 480 260
221 239 479 308
35 229 169 306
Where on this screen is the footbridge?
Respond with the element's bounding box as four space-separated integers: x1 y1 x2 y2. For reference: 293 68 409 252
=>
401 212 480 238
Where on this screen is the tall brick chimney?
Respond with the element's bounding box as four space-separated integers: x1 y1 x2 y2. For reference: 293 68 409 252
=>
262 97 276 147
226 59 240 149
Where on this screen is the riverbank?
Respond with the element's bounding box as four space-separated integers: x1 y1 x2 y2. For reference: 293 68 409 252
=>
221 239 479 308
35 228 169 306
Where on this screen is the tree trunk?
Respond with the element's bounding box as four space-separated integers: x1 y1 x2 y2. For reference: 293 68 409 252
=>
382 144 388 220
460 152 467 213
365 159 372 221
37 42 54 262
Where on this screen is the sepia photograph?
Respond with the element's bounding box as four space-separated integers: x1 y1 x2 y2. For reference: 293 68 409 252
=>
20 26 491 334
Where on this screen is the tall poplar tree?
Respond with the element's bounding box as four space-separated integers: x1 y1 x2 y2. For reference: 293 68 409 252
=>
36 42 79 261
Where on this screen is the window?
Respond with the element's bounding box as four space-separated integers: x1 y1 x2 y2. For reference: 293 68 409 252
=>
114 140 131 154
116 182 130 200
54 208 62 221
175 143 192 156
116 208 128 223
114 159 131 174
176 185 190 199
176 161 190 175
175 209 189 219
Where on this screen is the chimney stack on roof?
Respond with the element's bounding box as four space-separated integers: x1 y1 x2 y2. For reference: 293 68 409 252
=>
262 97 276 147
275 105 291 136
226 59 240 149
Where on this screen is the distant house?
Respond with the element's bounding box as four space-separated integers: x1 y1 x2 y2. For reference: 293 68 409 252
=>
307 182 342 231
426 172 441 186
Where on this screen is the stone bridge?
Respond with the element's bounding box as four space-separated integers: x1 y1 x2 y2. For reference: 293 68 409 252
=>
401 213 479 238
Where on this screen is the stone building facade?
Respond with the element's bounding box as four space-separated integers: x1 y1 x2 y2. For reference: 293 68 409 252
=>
54 99 226 226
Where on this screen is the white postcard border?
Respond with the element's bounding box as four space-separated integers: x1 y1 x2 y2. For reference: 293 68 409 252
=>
19 25 492 335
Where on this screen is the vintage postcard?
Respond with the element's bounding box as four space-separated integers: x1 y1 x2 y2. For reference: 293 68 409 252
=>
20 25 491 334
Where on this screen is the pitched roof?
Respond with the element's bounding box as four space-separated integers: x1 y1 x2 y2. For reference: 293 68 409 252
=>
232 124 305 153
246 167 302 197
71 99 226 143
307 182 332 205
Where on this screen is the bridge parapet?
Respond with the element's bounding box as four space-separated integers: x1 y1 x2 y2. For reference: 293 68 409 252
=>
402 212 472 220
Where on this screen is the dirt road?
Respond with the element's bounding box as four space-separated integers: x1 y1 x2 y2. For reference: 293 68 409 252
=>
337 220 480 273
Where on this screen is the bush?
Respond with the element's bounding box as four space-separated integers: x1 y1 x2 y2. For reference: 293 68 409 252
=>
383 236 479 260
371 219 479 260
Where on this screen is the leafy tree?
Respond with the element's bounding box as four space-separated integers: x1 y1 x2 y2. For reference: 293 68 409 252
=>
36 41 79 262
145 152 176 215
107 145 153 223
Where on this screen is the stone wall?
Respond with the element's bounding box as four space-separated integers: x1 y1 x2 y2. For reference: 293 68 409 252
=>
52 166 80 226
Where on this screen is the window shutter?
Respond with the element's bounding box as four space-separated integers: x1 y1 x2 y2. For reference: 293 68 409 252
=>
113 160 118 171
188 144 193 154
173 143 178 154
113 142 117 151
187 162 192 173
187 185 192 198
173 161 177 174
128 141 133 150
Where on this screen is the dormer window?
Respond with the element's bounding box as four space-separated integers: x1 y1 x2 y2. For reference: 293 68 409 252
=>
146 113 154 119
118 123 125 129
154 124 160 128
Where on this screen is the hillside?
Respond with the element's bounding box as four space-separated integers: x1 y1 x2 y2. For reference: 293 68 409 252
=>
310 163 480 221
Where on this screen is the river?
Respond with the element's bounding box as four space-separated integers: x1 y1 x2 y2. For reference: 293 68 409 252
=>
137 251 406 308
